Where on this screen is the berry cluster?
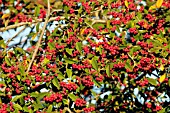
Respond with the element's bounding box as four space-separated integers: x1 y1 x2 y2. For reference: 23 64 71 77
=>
44 93 62 103
82 76 94 87
83 106 95 113
60 81 78 91
75 98 86 107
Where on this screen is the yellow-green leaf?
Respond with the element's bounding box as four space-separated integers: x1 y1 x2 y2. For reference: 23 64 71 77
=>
159 65 164 71
125 0 128 8
159 73 166 83
156 0 163 8
31 33 38 40
2 14 10 19
149 4 157 10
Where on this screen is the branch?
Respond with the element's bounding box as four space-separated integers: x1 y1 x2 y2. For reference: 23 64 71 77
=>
64 107 73 113
6 25 27 45
127 53 136 66
0 17 107 32
26 0 51 74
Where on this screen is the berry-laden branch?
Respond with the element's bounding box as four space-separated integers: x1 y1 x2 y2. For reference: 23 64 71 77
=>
26 0 50 74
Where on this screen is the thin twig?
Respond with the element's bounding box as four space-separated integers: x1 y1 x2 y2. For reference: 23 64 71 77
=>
26 0 50 74
127 53 136 66
6 25 27 45
8 37 29 49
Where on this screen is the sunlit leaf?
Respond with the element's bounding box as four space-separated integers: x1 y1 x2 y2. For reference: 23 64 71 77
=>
35 6 40 17
47 105 52 113
147 78 157 86
2 14 10 19
125 0 128 8
149 4 157 10
156 0 163 8
12 93 27 102
13 104 22 110
159 65 164 71
91 57 98 71
66 69 72 78
76 42 82 53
106 64 110 76
68 93 78 101
159 73 166 83
52 77 60 90
5 56 12 66
66 48 73 55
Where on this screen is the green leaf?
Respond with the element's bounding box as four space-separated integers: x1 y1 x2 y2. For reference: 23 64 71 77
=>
93 23 105 30
41 58 50 66
36 23 40 32
113 71 118 76
13 104 22 110
48 42 55 50
125 60 133 71
0 39 6 48
23 106 29 112
57 72 65 80
157 108 166 113
87 53 94 59
91 58 98 71
12 93 27 102
37 92 48 100
35 6 40 17
33 103 43 111
47 105 53 113
147 78 157 86
93 78 101 87
52 77 60 90
5 56 11 66
30 92 38 97
168 79 170 87
66 69 72 78
62 99 68 105
19 64 25 75
106 64 110 76
66 48 73 55
76 42 82 53
68 93 78 101
64 58 77 64
16 75 21 81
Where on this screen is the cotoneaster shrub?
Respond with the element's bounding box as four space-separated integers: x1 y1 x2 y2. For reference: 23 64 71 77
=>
0 0 170 113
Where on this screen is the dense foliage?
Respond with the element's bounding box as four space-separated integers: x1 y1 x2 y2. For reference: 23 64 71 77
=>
0 0 170 112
